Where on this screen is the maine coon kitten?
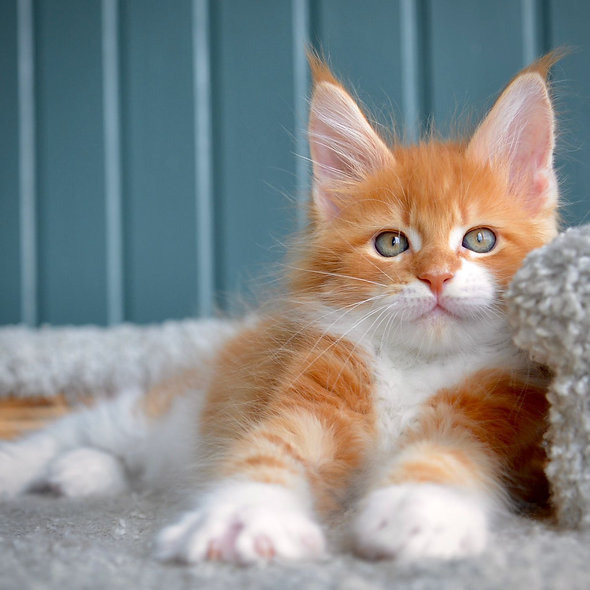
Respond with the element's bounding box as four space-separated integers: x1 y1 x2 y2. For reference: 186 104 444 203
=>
0 54 560 564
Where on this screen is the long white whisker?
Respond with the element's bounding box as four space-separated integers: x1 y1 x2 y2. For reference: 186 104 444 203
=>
271 293 391 360
288 304 392 385
286 265 389 288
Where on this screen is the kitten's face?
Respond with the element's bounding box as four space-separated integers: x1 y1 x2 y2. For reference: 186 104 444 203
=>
297 143 555 353
295 56 559 354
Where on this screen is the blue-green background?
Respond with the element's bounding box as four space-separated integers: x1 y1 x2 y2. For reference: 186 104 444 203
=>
2 0 589 326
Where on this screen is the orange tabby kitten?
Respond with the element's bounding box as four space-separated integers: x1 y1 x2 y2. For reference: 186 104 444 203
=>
0 54 559 564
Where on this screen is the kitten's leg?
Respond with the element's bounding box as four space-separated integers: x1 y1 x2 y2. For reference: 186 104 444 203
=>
0 388 146 497
0 380 200 498
0 428 60 497
156 411 338 564
38 447 128 497
153 316 379 565
156 410 372 564
353 444 494 561
353 370 548 561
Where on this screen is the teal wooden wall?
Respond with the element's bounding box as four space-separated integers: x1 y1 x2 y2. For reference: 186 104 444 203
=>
1 0 590 326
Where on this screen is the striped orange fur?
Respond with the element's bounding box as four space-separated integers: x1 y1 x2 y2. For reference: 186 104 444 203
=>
199 318 376 513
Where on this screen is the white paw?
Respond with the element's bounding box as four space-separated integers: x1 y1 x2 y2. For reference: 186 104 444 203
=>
155 482 326 564
0 436 58 498
39 447 127 497
353 483 488 561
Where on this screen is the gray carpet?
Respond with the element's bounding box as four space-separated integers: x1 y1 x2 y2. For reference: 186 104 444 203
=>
1 493 589 590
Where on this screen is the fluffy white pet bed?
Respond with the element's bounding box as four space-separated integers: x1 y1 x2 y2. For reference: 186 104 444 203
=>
0 318 236 401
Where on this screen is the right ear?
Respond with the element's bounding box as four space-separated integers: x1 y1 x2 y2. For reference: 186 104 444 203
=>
308 58 394 220
466 53 561 214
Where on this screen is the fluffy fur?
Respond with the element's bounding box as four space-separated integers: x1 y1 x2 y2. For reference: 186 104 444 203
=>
0 54 562 564
507 223 590 529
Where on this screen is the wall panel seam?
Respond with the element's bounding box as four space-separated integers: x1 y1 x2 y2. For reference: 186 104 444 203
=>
521 0 551 63
400 0 420 142
193 0 215 316
292 0 311 229
522 0 539 64
17 0 37 326
102 0 124 325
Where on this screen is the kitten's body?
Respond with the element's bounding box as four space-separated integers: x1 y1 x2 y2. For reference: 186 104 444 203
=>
0 55 560 564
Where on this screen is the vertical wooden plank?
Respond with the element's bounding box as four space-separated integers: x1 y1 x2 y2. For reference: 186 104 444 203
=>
102 0 124 325
428 0 524 135
399 0 424 142
292 0 311 229
211 0 297 310
0 1 22 324
521 0 549 64
120 0 197 323
316 0 404 134
35 0 107 324
548 0 590 225
18 0 37 326
193 0 215 317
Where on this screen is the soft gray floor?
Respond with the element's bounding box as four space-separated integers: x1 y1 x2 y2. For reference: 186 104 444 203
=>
1 494 590 590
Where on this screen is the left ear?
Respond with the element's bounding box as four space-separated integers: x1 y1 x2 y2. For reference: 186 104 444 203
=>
467 67 557 214
307 54 394 221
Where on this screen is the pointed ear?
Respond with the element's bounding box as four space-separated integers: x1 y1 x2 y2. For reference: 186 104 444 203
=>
467 67 557 214
308 60 394 220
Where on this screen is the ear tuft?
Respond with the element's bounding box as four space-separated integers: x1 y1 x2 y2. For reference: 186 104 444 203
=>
519 47 568 80
307 50 340 87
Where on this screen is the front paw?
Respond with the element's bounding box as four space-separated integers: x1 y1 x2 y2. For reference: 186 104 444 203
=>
353 483 488 561
155 482 326 564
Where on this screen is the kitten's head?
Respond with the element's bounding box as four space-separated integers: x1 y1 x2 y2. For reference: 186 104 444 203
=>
290 55 560 355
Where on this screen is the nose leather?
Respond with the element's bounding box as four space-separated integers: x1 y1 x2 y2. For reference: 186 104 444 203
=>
418 271 454 296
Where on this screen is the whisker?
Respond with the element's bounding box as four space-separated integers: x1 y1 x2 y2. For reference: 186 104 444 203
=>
285 265 389 288
288 303 393 385
269 292 391 361
329 302 396 385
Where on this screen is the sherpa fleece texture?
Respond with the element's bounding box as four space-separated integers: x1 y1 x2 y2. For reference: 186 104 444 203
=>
0 318 236 401
1 493 590 590
507 223 590 529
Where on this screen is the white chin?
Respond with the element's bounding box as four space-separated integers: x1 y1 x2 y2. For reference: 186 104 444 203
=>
399 309 504 355
394 310 469 354
418 307 455 322
415 309 459 339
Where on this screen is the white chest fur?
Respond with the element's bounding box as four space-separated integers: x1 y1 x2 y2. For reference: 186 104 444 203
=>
307 301 529 451
370 345 524 451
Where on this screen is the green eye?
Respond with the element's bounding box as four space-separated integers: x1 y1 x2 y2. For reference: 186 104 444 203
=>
462 228 496 253
374 231 409 257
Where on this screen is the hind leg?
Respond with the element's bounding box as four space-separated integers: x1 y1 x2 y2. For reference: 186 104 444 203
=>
0 382 201 499
0 388 147 498
0 431 59 497
35 447 128 497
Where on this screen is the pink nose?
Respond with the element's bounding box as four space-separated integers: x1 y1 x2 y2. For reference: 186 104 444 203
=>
418 271 454 296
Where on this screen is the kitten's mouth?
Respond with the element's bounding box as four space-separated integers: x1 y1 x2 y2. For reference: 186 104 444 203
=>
421 303 458 320
432 305 452 316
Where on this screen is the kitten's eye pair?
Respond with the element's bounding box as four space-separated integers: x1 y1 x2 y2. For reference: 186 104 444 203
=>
373 228 496 257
